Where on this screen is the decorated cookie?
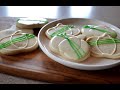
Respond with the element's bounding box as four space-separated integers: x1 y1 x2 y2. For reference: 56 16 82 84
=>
58 33 90 62
45 23 81 39
16 17 48 29
87 33 120 59
49 35 65 54
0 30 38 55
81 25 117 38
0 25 34 39
49 34 75 54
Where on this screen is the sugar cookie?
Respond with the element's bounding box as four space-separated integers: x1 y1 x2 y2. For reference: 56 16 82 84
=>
87 33 120 59
0 30 38 55
45 23 81 39
81 25 117 38
16 17 48 29
58 35 90 62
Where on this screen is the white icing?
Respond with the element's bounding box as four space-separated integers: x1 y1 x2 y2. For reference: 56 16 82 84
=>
96 33 117 55
10 30 29 49
18 17 47 25
46 23 81 39
0 30 32 50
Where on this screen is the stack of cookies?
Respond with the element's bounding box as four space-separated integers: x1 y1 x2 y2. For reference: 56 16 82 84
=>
0 17 48 55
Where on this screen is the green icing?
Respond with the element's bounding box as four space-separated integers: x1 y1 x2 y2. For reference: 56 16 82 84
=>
50 25 74 38
0 34 35 49
57 33 85 59
88 38 120 46
83 25 112 34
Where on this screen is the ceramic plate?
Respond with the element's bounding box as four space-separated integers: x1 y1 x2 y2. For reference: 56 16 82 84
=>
38 18 120 70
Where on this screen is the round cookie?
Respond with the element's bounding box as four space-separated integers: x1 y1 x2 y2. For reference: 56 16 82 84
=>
81 25 117 38
58 36 90 62
49 36 65 54
45 23 81 39
49 34 75 54
0 30 38 55
16 17 48 29
87 33 120 59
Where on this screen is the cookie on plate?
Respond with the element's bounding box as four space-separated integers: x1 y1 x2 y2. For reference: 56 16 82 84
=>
87 33 120 59
81 25 117 38
58 34 90 62
45 23 81 39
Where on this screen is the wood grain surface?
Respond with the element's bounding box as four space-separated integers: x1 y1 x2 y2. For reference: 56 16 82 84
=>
0 17 120 84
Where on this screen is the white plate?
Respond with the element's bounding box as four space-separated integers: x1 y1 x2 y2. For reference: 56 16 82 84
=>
38 18 120 70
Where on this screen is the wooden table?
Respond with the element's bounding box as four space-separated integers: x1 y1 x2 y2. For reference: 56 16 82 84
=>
0 17 120 84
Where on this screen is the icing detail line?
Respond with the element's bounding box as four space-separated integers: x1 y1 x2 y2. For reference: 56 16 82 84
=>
96 34 116 55
83 25 112 34
0 32 35 49
57 33 85 59
50 25 74 38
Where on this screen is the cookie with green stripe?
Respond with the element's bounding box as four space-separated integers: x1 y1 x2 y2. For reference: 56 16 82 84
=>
0 30 38 55
45 23 81 39
81 25 117 38
16 17 48 29
49 34 76 54
58 35 90 62
87 33 120 59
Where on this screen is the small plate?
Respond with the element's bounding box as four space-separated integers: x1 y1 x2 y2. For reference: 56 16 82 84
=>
38 18 120 70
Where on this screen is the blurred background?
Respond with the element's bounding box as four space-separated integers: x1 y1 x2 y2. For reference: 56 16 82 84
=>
0 6 120 27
